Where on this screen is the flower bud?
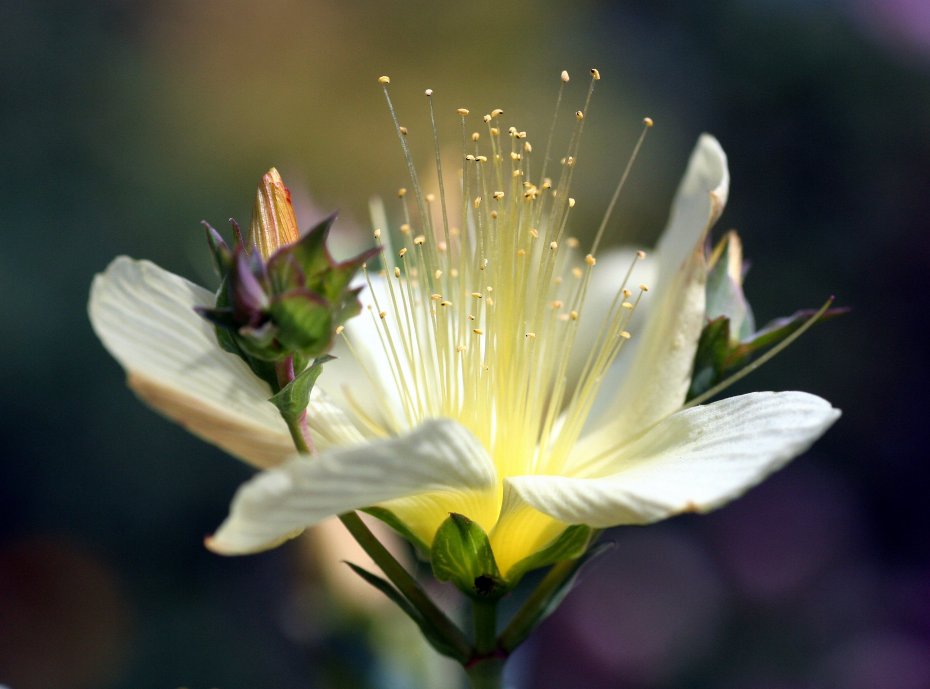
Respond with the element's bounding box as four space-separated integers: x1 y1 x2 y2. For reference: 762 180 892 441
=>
249 168 300 259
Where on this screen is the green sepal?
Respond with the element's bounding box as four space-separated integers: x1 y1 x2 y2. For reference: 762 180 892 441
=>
363 506 431 557
268 290 334 356
431 513 505 599
344 561 471 663
504 525 592 586
725 306 848 368
687 316 732 401
499 541 614 654
268 355 333 423
705 233 754 342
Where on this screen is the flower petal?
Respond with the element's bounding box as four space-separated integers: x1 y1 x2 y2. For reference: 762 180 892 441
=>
592 135 730 434
510 391 840 527
207 419 498 554
89 257 361 468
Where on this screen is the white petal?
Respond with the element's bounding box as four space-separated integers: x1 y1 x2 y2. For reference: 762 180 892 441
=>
510 392 839 527
207 419 498 554
89 257 360 468
656 134 730 279
593 135 730 433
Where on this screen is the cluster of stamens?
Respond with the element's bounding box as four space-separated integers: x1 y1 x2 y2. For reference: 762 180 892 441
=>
342 71 653 479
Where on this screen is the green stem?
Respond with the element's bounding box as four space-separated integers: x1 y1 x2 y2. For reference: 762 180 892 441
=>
464 657 505 689
472 598 498 655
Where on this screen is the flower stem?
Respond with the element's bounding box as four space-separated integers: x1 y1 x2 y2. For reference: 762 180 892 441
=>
465 657 505 689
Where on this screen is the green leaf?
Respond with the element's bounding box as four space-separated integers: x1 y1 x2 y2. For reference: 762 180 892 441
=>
727 305 848 366
499 542 614 653
268 355 333 422
430 513 504 599
344 561 471 662
504 525 592 585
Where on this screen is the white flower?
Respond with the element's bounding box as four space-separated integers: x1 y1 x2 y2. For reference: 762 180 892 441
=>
89 125 839 580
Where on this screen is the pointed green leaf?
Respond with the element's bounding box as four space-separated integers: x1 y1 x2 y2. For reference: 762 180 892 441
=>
344 561 471 662
268 355 333 423
499 542 614 653
431 513 504 599
504 525 592 585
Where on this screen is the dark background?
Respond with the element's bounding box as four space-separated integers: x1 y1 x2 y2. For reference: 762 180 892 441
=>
2 1 929 688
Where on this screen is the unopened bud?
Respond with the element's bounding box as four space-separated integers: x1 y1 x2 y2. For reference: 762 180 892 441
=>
249 168 300 259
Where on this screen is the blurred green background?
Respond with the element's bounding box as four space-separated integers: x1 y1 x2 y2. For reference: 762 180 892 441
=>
3 1 929 688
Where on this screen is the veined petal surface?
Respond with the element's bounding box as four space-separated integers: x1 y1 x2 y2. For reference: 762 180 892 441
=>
208 418 498 554
509 391 840 527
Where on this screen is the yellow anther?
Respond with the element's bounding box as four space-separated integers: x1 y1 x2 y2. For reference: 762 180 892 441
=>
490 127 500 136
425 193 435 203
400 223 411 234
398 247 408 258
414 235 426 246
575 110 584 121
457 107 470 116
335 325 345 335
525 332 536 338
430 294 441 301
456 344 466 353
570 310 579 320
590 67 601 80
398 187 407 197
510 152 522 160
483 114 492 123
568 197 576 208
585 254 596 266
476 155 488 163
561 70 570 82
622 288 632 298
572 267 583 279
465 154 476 161
549 241 558 251
636 250 647 259
472 132 480 141
434 269 443 279
524 142 532 152
491 108 504 118
378 75 391 84
373 228 381 239
516 248 526 257
529 228 539 239
471 292 483 298
620 331 632 339
394 267 401 278
551 300 563 309
473 328 484 335
643 117 654 128
490 210 499 219
440 300 452 307
425 88 433 97
493 191 505 200
639 283 649 292
622 301 633 309
379 310 387 319
399 126 408 136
